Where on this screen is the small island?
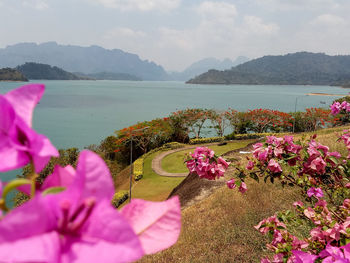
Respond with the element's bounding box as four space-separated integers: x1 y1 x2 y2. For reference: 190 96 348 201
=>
0 68 28 81
16 62 90 80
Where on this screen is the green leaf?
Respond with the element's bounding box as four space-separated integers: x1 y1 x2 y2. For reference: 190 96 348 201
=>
264 175 269 183
2 179 31 200
284 154 297 160
328 156 338 165
249 173 259 182
42 187 66 195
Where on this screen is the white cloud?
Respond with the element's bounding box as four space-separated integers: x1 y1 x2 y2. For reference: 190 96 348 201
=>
310 14 346 26
197 1 237 22
104 27 146 39
22 0 49 10
243 16 279 35
95 0 181 11
251 0 340 11
146 2 280 69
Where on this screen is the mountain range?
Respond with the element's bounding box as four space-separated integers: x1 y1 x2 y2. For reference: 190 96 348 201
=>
187 52 350 86
0 42 247 81
168 56 249 81
0 42 167 81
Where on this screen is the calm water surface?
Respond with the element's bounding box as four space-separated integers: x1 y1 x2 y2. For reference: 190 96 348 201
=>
1 80 347 150
1 80 348 181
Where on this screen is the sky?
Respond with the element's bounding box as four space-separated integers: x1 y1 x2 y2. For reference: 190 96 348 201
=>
0 0 350 71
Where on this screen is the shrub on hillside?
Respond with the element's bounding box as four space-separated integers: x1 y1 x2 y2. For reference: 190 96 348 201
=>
111 190 129 208
189 137 224 144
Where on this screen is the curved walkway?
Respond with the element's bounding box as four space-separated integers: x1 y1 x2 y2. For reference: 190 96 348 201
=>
151 143 228 177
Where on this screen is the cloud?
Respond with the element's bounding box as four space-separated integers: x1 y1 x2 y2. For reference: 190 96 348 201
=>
197 1 237 22
251 0 340 11
95 0 181 11
147 1 280 69
310 14 346 26
243 16 279 35
104 27 146 39
22 0 49 10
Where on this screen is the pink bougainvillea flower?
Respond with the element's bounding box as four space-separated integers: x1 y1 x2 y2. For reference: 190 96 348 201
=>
121 196 181 255
293 201 304 208
307 187 324 199
0 150 181 262
186 147 230 180
309 157 327 174
239 181 247 193
246 160 255 170
0 84 58 173
267 159 282 174
330 102 341 115
257 150 269 162
226 178 236 189
292 250 318 263
18 165 75 196
319 244 350 262
0 180 2 217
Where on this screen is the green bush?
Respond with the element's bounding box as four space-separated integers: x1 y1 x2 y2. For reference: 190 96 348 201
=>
189 137 224 144
111 190 129 208
225 132 289 140
134 174 143 181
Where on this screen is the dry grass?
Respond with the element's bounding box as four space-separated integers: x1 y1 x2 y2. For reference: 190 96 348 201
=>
140 180 300 263
139 126 350 263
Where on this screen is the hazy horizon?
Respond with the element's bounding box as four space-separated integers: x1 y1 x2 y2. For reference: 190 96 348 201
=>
1 0 349 71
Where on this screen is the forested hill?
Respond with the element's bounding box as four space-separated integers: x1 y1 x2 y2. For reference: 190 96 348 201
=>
0 42 168 80
0 68 28 81
187 52 350 86
16 62 88 80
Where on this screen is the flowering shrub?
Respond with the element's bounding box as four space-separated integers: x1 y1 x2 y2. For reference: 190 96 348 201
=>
185 147 230 180
0 84 181 262
330 101 350 115
133 158 143 181
232 134 350 262
188 132 350 262
112 190 129 208
246 109 293 133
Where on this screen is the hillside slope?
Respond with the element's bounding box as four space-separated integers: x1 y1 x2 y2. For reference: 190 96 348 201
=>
0 42 168 80
16 62 87 80
0 68 28 81
187 52 350 86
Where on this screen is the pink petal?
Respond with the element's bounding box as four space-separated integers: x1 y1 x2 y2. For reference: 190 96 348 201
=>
121 196 181 254
42 165 75 190
30 133 59 173
75 150 114 201
4 83 44 127
292 250 318 263
75 200 144 263
62 238 141 263
0 143 29 172
0 231 60 263
0 195 56 241
0 97 15 148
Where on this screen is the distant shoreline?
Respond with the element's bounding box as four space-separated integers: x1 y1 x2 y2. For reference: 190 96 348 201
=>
307 93 347 97
0 80 28 82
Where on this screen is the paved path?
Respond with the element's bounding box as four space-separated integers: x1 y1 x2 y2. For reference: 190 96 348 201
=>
151 143 225 177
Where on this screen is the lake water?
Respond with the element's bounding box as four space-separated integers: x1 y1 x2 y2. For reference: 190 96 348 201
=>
1 80 348 151
0 80 348 182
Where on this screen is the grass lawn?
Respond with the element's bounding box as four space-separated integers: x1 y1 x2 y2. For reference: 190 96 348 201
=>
129 151 184 202
161 140 256 174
